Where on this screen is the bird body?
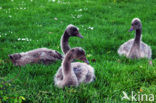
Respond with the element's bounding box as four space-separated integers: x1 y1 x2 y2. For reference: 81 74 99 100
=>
9 48 62 66
118 39 151 59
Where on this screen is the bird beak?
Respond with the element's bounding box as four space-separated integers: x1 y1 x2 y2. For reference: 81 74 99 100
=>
76 33 83 38
129 26 134 32
81 57 89 64
85 60 89 64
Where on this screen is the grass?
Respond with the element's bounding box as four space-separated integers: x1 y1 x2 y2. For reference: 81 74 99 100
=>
0 0 156 102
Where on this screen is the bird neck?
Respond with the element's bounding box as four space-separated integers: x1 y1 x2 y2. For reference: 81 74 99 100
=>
62 52 73 77
129 29 142 58
134 29 142 45
61 31 70 54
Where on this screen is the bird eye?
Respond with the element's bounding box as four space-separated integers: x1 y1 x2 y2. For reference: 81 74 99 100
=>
72 28 77 32
135 22 138 25
77 50 85 56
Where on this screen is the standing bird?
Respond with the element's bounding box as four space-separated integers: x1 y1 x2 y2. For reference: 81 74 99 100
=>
54 47 95 88
118 18 152 59
9 24 83 66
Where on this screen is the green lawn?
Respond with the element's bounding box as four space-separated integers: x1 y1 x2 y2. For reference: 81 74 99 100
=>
0 0 156 102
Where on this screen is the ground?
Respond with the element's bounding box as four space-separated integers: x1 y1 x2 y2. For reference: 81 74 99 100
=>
0 0 156 102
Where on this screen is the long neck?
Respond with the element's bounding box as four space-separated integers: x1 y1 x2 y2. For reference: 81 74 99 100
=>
62 53 73 77
129 29 142 58
134 29 141 45
61 31 70 54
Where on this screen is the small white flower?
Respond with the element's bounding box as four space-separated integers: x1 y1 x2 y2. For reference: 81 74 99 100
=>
78 9 82 11
88 26 94 30
0 7 2 10
75 9 82 12
54 17 58 20
30 0 33 2
77 14 82 18
9 15 12 18
22 38 25 40
11 0 14 2
57 0 61 3
4 33 7 36
52 0 55 2
17 37 32 41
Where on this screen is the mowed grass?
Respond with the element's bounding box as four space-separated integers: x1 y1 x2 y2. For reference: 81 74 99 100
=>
0 0 156 102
